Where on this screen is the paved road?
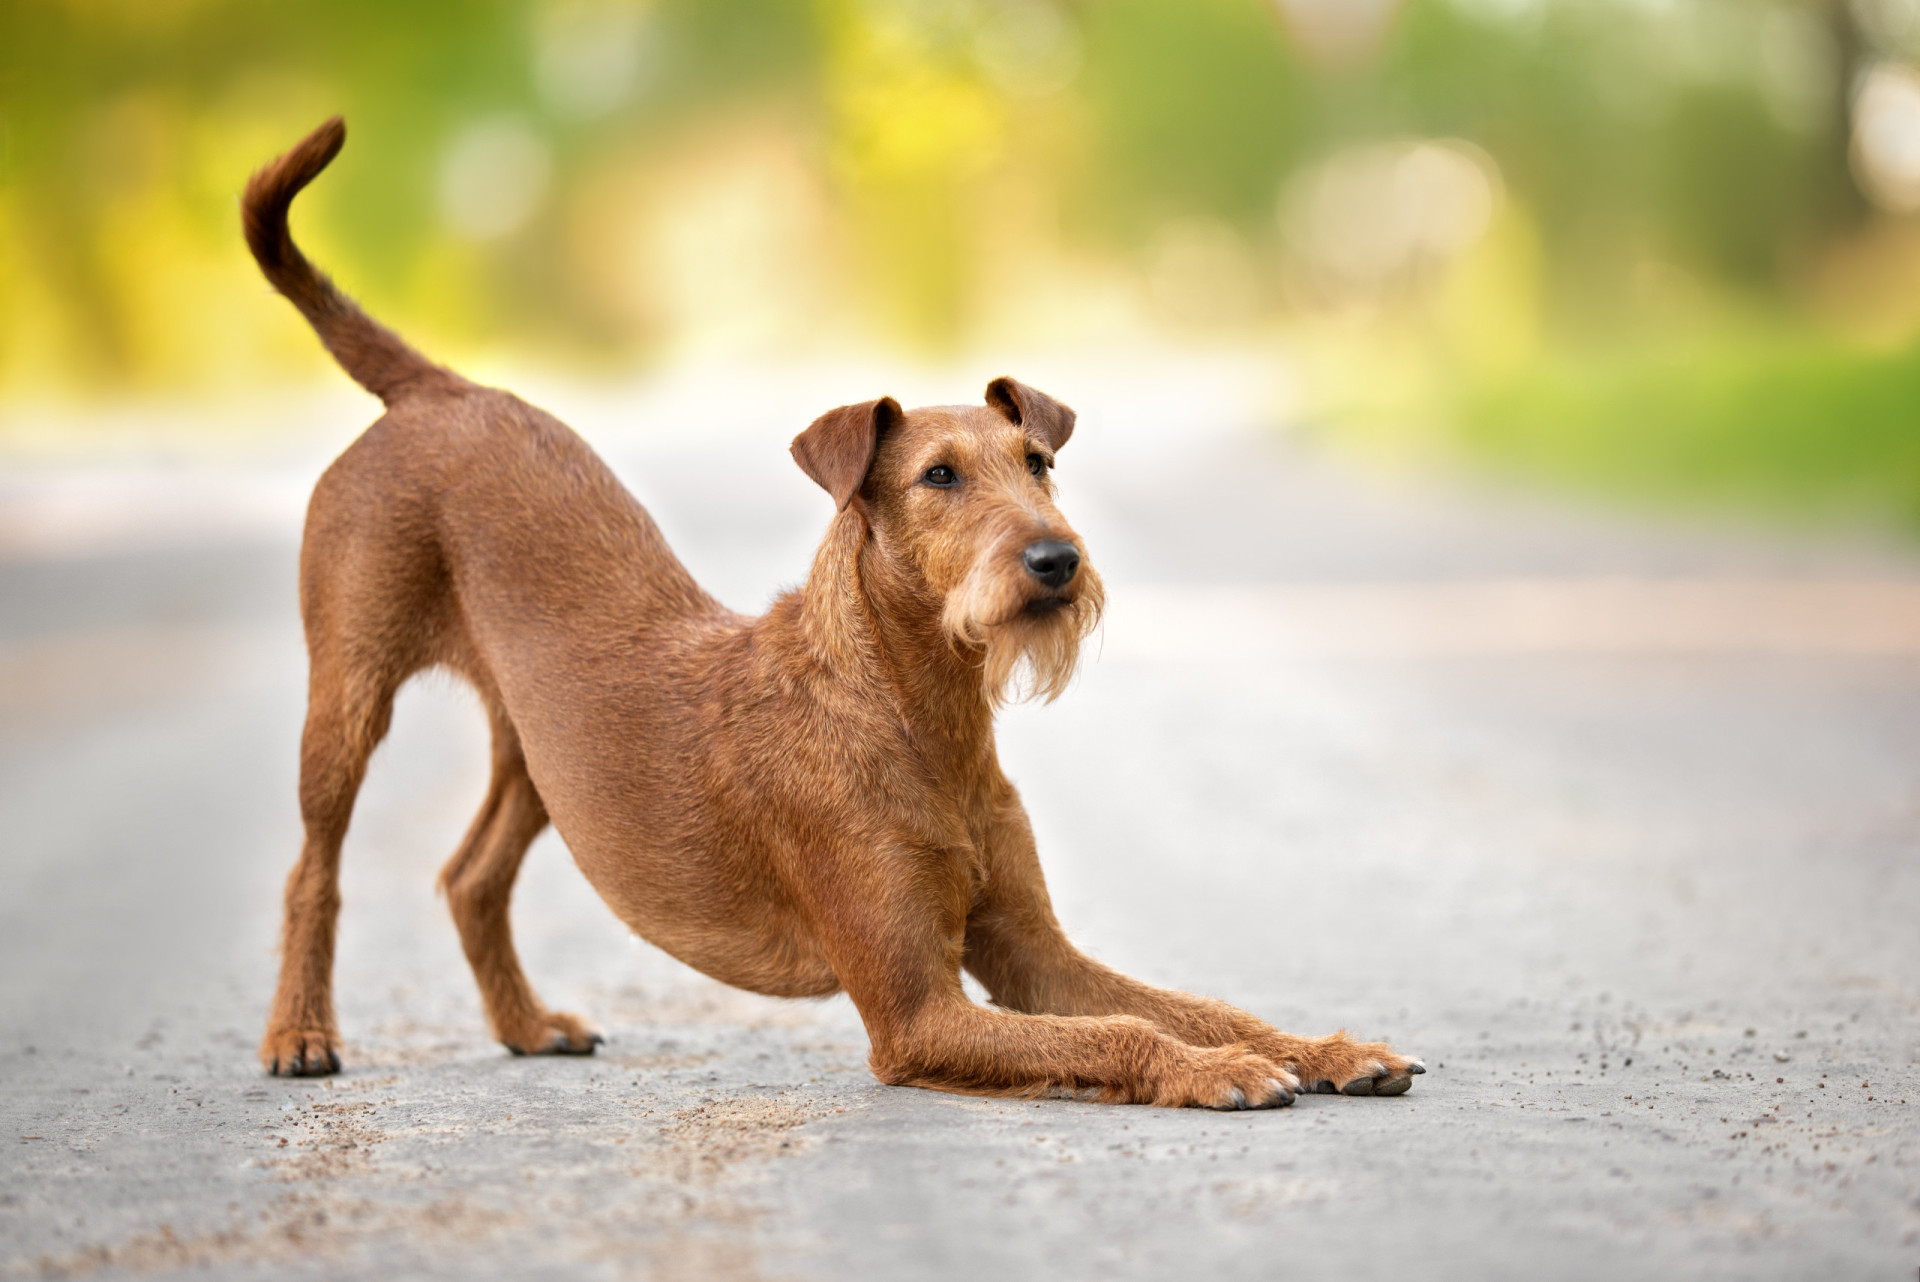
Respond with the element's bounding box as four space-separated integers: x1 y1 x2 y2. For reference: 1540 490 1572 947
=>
4 360 1920 1280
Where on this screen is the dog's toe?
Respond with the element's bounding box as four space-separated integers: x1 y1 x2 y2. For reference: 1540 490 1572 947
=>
548 1018 603 1055
546 1030 597 1055
1202 1081 1294 1111
261 1028 340 1077
1290 1036 1422 1099
504 1012 603 1057
1349 1057 1421 1097
1185 1049 1294 1110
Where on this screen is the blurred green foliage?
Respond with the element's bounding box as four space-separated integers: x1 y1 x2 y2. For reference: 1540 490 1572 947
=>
1458 336 1920 524
4 0 1919 528
1077 0 1312 232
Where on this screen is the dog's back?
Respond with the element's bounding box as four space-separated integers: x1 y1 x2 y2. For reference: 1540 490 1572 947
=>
303 389 722 667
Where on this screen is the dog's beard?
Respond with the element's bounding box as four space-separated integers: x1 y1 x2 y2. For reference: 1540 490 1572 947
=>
942 560 1105 705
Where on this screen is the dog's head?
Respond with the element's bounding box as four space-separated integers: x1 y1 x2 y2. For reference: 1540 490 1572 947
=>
791 377 1104 704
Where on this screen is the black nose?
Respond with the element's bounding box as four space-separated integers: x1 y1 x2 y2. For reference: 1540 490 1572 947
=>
1022 540 1080 588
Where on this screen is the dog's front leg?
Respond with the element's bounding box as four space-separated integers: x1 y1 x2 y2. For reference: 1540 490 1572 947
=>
966 809 1424 1097
806 859 1294 1109
967 916 1421 1096
869 992 1297 1109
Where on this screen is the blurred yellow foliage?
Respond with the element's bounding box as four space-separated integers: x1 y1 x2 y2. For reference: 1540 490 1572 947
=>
1432 200 1542 380
4 0 1918 518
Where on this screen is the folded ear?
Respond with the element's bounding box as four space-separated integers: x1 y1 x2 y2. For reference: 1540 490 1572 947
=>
790 396 903 510
985 377 1076 451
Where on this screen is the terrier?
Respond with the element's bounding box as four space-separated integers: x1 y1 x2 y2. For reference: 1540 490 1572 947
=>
246 118 1422 1107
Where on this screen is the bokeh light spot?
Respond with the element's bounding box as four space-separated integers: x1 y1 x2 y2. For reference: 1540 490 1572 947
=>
973 1 1083 99
1282 139 1501 300
439 116 554 242
1851 61 1920 212
534 0 655 120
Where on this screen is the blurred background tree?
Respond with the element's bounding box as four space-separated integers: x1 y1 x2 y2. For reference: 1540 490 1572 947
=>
4 0 1920 523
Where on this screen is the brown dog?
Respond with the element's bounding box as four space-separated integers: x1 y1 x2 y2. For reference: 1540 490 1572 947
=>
245 118 1421 1108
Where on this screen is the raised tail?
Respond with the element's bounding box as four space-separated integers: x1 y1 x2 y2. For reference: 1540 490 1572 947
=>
242 117 456 404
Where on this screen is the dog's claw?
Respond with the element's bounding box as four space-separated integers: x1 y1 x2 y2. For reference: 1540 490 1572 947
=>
260 1026 341 1077
1408 1060 1427 1074
1225 1087 1247 1110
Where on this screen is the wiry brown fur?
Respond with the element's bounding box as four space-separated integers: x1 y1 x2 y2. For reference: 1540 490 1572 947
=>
246 119 1422 1109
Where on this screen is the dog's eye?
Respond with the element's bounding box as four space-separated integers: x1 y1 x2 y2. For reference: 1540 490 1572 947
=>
1026 453 1048 477
924 465 957 487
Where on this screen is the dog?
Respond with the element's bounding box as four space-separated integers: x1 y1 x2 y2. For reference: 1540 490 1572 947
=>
245 118 1422 1108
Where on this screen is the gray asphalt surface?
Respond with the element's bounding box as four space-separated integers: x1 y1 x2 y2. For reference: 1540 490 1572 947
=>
4 362 1920 1280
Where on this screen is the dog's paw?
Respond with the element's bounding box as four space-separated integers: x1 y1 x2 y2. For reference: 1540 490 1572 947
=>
1284 1032 1424 1098
503 1011 604 1057
1156 1046 1298 1111
260 1027 341 1077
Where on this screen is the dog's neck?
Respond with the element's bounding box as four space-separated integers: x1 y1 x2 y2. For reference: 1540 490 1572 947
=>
796 508 995 771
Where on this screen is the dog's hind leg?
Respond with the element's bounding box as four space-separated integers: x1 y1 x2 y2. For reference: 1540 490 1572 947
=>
260 659 397 1076
261 455 452 1077
439 700 601 1057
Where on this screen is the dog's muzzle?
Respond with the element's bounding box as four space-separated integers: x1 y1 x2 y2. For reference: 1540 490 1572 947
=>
1022 541 1079 589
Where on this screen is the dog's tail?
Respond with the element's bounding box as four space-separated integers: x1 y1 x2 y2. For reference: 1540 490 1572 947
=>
242 117 456 405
